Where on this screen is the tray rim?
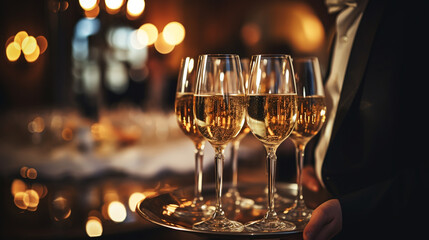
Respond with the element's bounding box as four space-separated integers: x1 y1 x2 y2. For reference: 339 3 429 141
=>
136 182 303 238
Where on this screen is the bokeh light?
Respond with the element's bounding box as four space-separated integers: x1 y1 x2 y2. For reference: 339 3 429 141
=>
52 195 72 221
162 22 185 45
126 0 145 18
14 192 30 210
241 23 261 46
128 192 145 212
86 216 103 237
138 23 158 46
131 29 148 49
5 31 48 63
61 127 74 141
14 31 28 46
6 42 21 62
36 36 48 54
105 0 123 11
26 168 38 179
26 189 40 209
79 0 98 11
84 5 100 19
154 33 174 54
21 36 37 55
28 116 45 133
107 201 127 222
24 45 40 63
11 179 26 196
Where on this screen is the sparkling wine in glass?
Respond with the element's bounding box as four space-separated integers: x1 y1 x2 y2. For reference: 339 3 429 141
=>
192 54 246 232
225 58 253 209
244 54 297 232
281 57 326 222
174 57 208 218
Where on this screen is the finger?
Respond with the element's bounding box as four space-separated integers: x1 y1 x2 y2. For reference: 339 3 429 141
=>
303 199 342 240
312 215 341 240
303 206 330 240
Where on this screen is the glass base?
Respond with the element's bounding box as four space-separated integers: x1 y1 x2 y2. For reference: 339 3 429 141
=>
245 218 296 232
281 205 313 222
173 201 212 220
193 215 244 232
225 188 255 210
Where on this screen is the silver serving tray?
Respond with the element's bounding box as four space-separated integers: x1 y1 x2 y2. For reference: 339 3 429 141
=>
136 182 306 238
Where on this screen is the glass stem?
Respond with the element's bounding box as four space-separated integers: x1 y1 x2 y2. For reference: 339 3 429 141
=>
213 146 226 219
295 144 306 208
265 145 278 219
231 140 240 190
193 143 205 204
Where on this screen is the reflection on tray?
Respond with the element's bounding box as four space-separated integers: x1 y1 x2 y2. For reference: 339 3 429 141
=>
137 182 308 238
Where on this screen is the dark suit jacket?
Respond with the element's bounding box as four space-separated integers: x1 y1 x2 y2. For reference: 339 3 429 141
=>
321 0 427 238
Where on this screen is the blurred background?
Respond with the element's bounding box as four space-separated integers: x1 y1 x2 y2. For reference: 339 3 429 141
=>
0 0 335 239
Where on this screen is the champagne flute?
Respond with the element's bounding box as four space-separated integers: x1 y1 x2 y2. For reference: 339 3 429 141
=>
244 54 297 232
174 57 207 218
282 57 326 222
192 54 246 232
226 58 252 208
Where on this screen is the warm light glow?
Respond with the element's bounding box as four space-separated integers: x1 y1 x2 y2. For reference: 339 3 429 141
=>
162 204 178 216
139 23 158 45
105 0 123 10
20 166 29 178
126 0 145 18
91 122 113 141
6 31 47 63
162 22 185 45
52 196 72 220
28 116 45 133
49 0 69 12
131 29 148 49
21 36 37 55
128 192 145 212
14 31 28 46
36 36 48 54
154 33 174 54
108 201 127 222
241 23 261 46
26 168 38 179
14 192 30 210
277 3 325 53
86 217 103 237
11 179 26 196
31 183 48 199
6 42 21 62
26 189 40 208
24 45 40 63
84 5 100 19
79 0 98 11
62 127 73 141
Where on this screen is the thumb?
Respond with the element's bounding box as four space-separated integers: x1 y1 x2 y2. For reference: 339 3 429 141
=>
303 199 342 240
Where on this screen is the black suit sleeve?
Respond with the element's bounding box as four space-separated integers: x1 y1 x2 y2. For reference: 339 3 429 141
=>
322 1 429 239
